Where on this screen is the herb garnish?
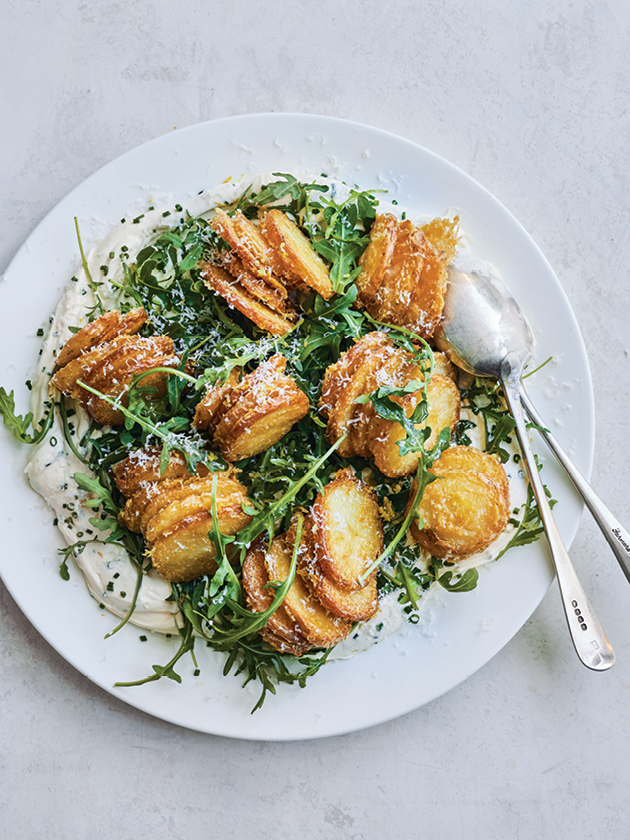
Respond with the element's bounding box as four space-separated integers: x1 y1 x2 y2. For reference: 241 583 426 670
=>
0 387 54 444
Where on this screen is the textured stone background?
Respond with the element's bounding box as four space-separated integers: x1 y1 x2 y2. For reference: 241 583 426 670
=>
2 1 630 837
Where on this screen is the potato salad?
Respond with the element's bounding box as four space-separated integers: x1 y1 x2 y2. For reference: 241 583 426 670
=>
0 172 542 710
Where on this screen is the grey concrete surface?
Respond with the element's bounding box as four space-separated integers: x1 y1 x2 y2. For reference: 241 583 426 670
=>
2 2 629 838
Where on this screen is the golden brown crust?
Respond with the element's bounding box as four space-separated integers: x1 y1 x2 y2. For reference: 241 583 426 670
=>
401 236 447 340
318 332 392 420
111 448 207 498
201 263 296 336
191 368 242 435
262 209 334 300
211 209 279 281
263 534 353 648
218 398 310 462
118 473 239 535
311 469 383 592
143 478 248 544
411 471 508 559
143 474 253 582
118 478 183 533
429 445 510 513
149 512 220 581
319 334 462 476
369 221 428 325
51 334 180 425
421 216 459 264
195 354 309 462
219 251 291 315
408 445 511 559
242 539 312 655
53 307 148 370
112 450 253 583
324 338 399 458
53 311 121 371
356 214 399 306
371 373 461 478
355 214 458 340
350 350 417 460
298 516 379 622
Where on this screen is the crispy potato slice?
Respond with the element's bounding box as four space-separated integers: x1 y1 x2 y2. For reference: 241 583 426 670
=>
213 354 309 461
311 469 383 592
211 209 279 280
78 335 174 392
297 517 378 622
118 478 183 533
351 348 416 459
263 209 334 300
119 474 237 535
407 444 511 558
220 398 309 462
356 214 398 306
83 345 177 425
402 236 448 339
111 448 207 498
371 373 461 477
52 334 126 394
147 477 253 582
220 251 293 315
201 263 296 336
242 539 312 655
144 477 250 544
54 310 122 370
421 216 459 263
53 311 118 369
325 340 398 458
430 445 510 512
410 469 509 559
432 350 458 382
143 493 217 543
51 334 180 425
319 334 459 470
318 331 392 420
358 215 452 340
150 512 221 581
367 221 427 324
54 307 148 370
191 368 242 434
264 534 352 648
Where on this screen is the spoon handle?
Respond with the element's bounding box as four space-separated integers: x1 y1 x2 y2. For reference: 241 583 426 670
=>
520 388 630 583
500 358 615 670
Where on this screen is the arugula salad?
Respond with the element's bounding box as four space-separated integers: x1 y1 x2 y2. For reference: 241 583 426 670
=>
0 172 544 711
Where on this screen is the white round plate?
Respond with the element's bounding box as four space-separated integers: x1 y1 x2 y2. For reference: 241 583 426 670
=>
0 114 592 740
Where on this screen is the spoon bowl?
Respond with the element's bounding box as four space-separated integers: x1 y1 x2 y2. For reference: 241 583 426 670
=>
435 266 534 379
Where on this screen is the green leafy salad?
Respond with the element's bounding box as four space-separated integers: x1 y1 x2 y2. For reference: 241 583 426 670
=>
0 172 545 711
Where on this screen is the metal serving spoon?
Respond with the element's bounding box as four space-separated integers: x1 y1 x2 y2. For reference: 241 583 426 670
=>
434 265 615 671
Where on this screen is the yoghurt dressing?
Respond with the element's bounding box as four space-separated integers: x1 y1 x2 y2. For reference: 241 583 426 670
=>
24 171 529 648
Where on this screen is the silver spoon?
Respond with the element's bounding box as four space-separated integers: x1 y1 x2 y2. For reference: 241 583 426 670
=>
434 265 615 671
438 266 630 581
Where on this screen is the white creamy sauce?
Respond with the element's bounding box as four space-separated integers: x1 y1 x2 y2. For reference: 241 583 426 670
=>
24 171 530 654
